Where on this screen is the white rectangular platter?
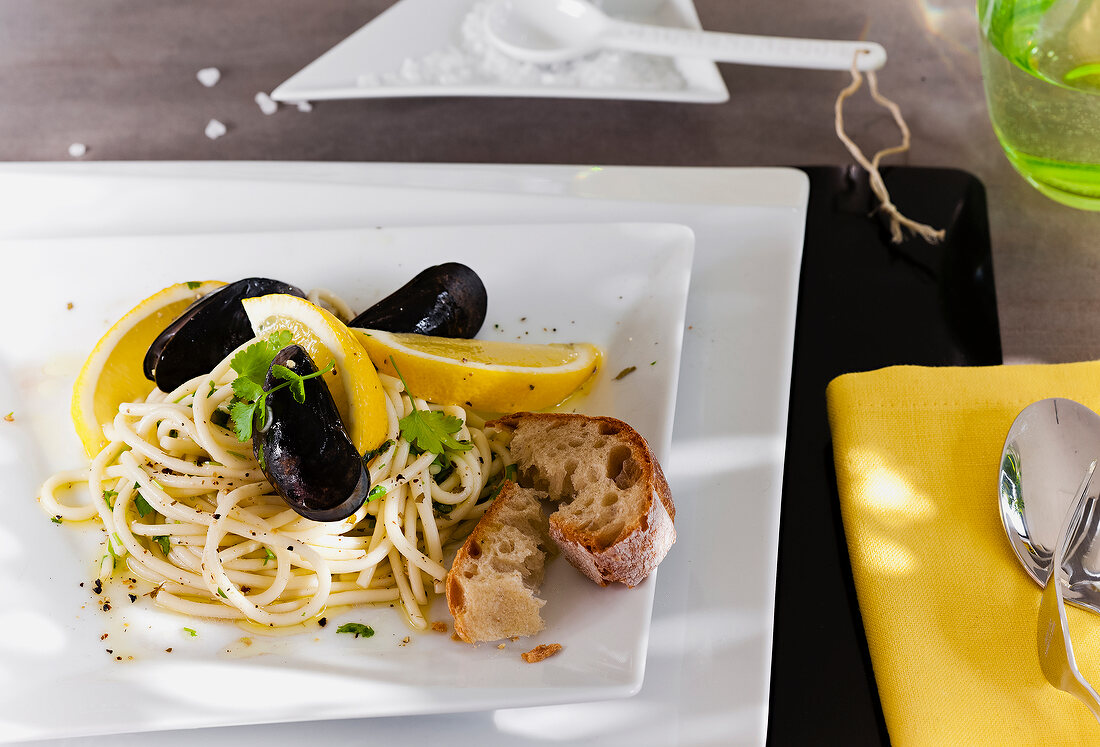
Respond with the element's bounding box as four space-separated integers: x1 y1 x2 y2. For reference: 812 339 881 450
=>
0 162 808 746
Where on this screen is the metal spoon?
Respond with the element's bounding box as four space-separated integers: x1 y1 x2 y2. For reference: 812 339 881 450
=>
1038 459 1100 723
999 398 1100 612
483 0 887 71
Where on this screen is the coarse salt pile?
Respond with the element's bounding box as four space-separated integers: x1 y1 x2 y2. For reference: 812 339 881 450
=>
358 0 686 91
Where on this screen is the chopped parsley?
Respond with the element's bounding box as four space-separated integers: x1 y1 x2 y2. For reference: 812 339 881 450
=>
50 515 62 524
153 535 171 555
226 331 334 442
262 548 276 566
362 439 394 464
102 489 118 510
134 494 154 518
185 281 202 290
367 485 387 500
183 627 198 637
336 622 375 638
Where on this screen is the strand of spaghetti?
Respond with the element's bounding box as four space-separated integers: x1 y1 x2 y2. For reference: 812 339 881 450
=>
354 524 395 588
326 588 401 606
428 452 478 506
389 544 426 630
155 591 247 620
413 468 444 567
384 484 447 580
437 452 488 524
86 439 129 524
308 288 356 322
38 469 97 521
405 495 428 605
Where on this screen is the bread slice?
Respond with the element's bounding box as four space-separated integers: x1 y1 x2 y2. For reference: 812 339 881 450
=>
445 481 552 643
487 413 675 588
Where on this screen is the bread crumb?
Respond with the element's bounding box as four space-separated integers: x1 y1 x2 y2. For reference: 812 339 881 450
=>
3 413 12 422
399 636 410 647
431 621 447 633
497 643 506 649
521 643 562 663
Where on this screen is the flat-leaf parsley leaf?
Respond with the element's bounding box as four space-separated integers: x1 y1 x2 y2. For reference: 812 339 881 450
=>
391 357 473 457
226 331 334 442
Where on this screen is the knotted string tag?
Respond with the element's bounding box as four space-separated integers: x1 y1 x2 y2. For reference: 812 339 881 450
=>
834 50 946 245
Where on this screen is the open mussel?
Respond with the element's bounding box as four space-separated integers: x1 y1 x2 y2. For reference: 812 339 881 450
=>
144 277 304 393
253 345 370 522
348 262 487 338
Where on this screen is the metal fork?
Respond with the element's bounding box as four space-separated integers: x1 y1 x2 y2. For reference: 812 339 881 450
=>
1038 459 1100 723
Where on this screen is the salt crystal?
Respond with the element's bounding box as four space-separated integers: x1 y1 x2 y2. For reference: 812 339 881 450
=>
254 92 278 115
196 67 221 88
204 119 227 140
294 101 313 113
68 143 86 158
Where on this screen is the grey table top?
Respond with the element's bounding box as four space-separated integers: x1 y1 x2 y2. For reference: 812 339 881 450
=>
4 0 1096 364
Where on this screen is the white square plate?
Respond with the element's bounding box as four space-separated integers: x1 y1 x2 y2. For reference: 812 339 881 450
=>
270 0 729 104
0 222 693 741
0 162 807 746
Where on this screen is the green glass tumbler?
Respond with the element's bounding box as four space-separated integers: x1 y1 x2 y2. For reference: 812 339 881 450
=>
978 0 1100 209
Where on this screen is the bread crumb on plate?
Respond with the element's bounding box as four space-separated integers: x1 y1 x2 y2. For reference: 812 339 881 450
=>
521 643 562 663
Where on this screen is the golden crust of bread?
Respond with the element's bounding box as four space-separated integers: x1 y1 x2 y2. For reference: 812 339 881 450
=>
486 412 676 588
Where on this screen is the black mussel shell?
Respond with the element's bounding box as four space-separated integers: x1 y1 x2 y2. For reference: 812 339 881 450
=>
348 262 487 338
254 345 370 522
144 277 305 393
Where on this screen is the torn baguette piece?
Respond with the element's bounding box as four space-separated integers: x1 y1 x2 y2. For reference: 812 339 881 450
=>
487 412 675 588
446 481 553 643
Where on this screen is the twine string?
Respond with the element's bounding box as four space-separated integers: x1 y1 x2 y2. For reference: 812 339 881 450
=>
834 51 946 245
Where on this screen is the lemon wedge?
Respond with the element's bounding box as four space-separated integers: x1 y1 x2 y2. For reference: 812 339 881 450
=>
241 294 387 454
351 329 601 413
71 281 226 457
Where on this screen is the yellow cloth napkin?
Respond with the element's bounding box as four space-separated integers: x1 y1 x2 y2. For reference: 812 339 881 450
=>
827 361 1100 746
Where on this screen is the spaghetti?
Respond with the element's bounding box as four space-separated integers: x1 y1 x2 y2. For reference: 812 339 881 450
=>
40 333 511 631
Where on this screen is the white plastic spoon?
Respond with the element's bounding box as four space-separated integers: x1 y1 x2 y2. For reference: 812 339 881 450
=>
484 0 887 71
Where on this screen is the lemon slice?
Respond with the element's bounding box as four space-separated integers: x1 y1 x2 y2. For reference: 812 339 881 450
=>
71 281 226 457
351 329 601 413
241 294 387 454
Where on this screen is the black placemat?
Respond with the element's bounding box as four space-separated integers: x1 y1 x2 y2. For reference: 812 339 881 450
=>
766 166 1002 746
